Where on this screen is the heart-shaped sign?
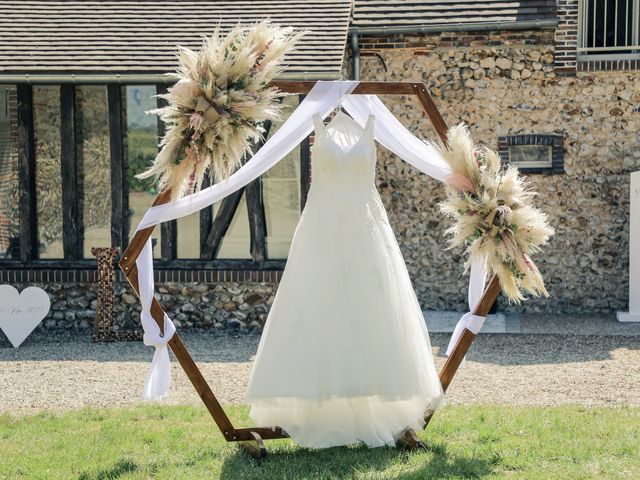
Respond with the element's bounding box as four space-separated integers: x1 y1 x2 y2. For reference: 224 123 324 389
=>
0 285 51 348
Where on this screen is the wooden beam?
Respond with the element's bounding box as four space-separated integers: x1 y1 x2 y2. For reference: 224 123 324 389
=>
245 121 271 262
273 81 417 95
60 85 83 260
16 84 37 261
423 275 502 429
438 274 502 392
411 83 448 144
199 174 213 254
108 85 125 251
199 188 244 260
299 94 311 211
156 84 178 261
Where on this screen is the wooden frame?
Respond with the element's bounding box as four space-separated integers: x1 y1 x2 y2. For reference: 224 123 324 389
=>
118 81 503 458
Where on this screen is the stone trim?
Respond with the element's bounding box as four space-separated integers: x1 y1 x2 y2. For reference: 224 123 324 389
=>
0 268 283 285
498 133 565 174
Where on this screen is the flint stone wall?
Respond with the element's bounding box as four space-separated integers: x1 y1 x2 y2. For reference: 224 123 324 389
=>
5 29 639 338
6 282 276 335
347 30 640 314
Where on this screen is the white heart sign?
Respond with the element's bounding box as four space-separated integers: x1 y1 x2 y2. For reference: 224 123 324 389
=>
0 285 51 348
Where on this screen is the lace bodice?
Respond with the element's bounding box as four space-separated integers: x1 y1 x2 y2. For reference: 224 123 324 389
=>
311 111 376 189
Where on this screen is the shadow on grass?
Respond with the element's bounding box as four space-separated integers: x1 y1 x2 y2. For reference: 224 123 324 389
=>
78 458 138 480
219 440 497 480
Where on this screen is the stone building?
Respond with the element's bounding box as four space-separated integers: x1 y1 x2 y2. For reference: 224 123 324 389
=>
0 1 638 333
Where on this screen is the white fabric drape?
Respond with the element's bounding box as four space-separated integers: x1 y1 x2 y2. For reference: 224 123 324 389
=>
132 80 488 399
137 239 176 400
342 94 452 183
445 258 488 356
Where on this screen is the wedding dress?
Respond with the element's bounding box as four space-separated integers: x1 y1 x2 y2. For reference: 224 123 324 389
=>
245 110 444 448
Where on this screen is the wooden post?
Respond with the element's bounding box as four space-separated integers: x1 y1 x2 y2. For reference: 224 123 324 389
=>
422 274 502 431
156 84 178 261
60 84 83 260
200 189 244 259
16 84 38 261
299 95 311 211
245 121 271 262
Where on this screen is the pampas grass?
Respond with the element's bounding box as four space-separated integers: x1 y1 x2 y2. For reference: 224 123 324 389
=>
136 20 304 200
436 124 555 302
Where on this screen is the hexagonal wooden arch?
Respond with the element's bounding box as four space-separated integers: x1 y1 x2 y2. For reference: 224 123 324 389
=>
118 81 502 458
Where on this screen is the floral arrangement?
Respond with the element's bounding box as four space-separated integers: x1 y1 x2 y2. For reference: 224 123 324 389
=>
137 21 304 200
436 124 555 302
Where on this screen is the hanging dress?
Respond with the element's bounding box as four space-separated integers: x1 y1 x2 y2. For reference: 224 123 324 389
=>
245 111 444 448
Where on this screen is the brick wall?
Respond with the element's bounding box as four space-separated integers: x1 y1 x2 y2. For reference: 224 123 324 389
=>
358 29 555 53
554 0 579 75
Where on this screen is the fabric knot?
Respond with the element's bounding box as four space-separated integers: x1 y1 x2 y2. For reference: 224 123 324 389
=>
140 311 176 401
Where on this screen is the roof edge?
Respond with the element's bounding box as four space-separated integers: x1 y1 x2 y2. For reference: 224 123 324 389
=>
0 71 341 85
349 19 559 36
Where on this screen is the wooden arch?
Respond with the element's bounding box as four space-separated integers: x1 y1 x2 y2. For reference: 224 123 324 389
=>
119 81 502 458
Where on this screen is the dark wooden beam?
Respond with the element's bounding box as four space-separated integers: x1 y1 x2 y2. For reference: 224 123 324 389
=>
299 95 311 211
75 85 85 258
156 84 178 261
108 84 125 251
60 85 83 260
16 84 38 261
245 121 271 262
199 188 244 260
199 173 213 253
0 257 286 271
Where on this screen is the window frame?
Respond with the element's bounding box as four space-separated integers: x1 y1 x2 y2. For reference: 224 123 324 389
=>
498 133 565 174
578 0 640 61
0 83 310 273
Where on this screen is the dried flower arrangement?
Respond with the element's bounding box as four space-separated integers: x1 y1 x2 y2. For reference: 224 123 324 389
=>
137 21 304 200
436 124 555 302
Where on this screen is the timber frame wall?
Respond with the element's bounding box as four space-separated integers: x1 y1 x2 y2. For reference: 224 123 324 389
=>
0 83 312 281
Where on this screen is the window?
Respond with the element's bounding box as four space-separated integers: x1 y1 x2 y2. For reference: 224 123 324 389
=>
78 86 112 258
498 134 564 174
34 86 63 258
2 83 310 269
579 0 640 59
125 85 162 258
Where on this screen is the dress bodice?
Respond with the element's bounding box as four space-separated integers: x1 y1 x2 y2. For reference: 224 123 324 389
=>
311 111 376 190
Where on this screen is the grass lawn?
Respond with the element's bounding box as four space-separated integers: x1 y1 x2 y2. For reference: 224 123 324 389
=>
0 404 638 479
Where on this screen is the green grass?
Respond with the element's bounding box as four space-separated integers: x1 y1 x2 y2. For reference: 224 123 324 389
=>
0 405 638 479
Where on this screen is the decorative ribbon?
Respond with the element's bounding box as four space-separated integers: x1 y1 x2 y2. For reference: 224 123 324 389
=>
445 257 488 357
137 238 176 400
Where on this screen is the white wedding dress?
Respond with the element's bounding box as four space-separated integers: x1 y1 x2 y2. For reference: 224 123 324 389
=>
246 111 444 448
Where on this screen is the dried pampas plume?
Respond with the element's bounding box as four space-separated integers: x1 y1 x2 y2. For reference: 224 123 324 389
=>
435 124 555 302
136 20 305 200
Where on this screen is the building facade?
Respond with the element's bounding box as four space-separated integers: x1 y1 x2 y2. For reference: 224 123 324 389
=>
0 1 638 333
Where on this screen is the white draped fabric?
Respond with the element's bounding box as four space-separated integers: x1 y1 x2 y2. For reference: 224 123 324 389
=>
137 239 176 400
133 80 487 400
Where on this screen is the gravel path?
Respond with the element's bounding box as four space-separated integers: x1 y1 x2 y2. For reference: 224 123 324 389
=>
1 331 639 415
